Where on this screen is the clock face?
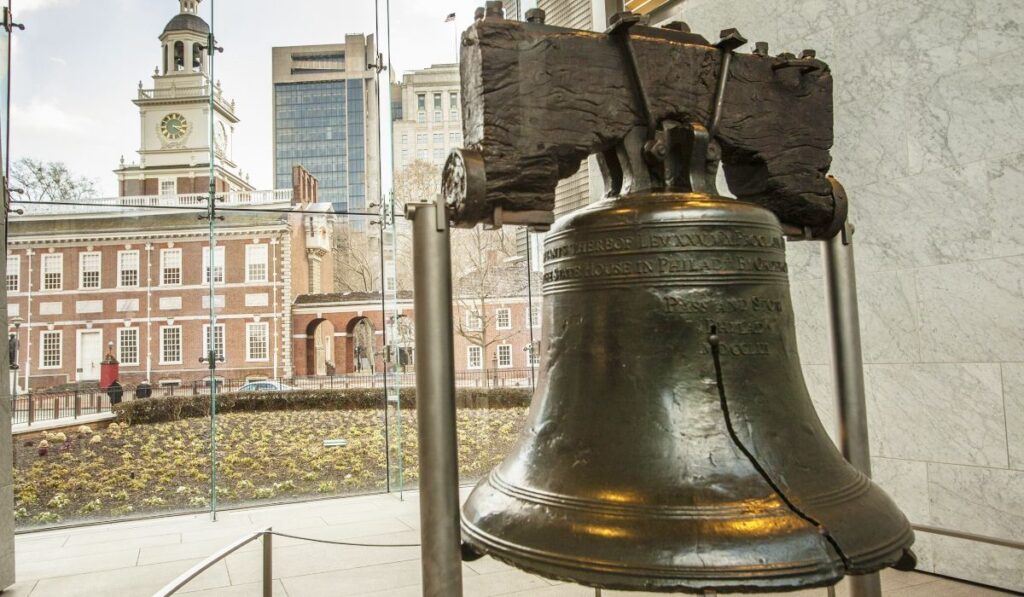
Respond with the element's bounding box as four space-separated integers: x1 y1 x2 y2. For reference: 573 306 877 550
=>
159 113 190 141
215 122 227 150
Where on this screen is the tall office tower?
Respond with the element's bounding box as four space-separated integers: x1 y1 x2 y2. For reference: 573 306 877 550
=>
392 63 461 174
272 37 380 217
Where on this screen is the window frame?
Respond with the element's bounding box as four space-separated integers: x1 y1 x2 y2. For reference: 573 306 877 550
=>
161 248 182 286
496 307 512 330
41 253 63 291
39 330 62 369
117 250 140 288
467 345 483 370
117 327 140 366
202 246 225 284
203 323 226 362
246 322 270 362
6 255 19 292
159 325 183 365
78 251 101 289
496 344 513 368
464 310 482 331
245 244 269 283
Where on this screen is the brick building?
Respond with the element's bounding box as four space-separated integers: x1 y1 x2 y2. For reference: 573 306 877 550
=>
6 171 333 391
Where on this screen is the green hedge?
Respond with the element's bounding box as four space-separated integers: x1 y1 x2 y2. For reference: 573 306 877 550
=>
112 387 532 426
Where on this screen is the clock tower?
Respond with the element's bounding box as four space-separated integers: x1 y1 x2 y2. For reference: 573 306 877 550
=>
115 0 253 197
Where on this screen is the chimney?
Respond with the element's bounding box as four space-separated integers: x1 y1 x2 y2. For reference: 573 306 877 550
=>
291 165 319 206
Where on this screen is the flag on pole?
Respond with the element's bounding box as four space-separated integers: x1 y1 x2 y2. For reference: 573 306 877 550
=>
445 12 456 22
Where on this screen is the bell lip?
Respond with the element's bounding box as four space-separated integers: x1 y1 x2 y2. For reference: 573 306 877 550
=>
461 519 845 594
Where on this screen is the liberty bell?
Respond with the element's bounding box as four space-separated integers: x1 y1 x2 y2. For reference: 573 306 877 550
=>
448 12 915 594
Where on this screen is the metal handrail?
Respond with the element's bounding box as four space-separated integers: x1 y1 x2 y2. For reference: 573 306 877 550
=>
153 527 272 597
913 524 1024 551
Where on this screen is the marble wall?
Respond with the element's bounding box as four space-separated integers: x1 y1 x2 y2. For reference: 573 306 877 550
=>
651 0 1024 591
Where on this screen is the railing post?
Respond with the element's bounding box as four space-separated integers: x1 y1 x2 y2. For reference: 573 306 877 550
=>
74 390 81 419
53 395 59 420
27 394 34 426
408 199 464 597
262 528 273 597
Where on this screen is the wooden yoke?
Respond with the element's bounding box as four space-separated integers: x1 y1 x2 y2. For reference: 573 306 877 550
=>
441 6 845 239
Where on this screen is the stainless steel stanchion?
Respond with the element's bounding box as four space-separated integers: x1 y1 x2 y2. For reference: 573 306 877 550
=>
822 221 882 597
407 199 464 597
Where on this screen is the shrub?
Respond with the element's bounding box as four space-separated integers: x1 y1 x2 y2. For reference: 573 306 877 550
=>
113 387 531 425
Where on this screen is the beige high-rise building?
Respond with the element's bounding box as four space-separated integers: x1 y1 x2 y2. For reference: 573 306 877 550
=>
392 63 461 173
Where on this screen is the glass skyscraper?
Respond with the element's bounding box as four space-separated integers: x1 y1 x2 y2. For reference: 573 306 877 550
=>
272 39 378 215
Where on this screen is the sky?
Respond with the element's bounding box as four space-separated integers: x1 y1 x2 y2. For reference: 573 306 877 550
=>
9 0 492 196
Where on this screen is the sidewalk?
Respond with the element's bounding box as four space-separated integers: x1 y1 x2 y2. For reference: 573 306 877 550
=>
11 411 114 436
7 491 1009 597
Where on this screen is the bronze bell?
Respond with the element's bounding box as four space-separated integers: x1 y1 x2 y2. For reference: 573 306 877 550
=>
461 192 915 593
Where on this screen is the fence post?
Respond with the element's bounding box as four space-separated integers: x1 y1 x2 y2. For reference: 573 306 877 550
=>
27 395 34 426
74 390 81 419
262 528 273 597
53 395 60 420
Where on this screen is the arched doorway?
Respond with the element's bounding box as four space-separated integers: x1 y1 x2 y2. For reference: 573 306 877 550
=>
305 319 336 376
394 314 415 372
351 317 375 374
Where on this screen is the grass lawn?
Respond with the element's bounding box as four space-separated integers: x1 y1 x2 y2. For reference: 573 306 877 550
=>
14 408 527 527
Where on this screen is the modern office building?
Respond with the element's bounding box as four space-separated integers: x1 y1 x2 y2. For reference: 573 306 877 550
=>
392 63 461 171
271 38 380 216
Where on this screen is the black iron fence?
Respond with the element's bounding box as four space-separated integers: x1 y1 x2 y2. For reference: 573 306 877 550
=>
10 367 538 427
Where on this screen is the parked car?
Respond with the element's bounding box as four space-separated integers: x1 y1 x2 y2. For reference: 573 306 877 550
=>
237 381 294 393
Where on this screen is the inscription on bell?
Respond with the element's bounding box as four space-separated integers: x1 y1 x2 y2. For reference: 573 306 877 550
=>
543 229 784 261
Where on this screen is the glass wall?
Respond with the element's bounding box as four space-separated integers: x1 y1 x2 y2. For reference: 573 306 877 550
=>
7 0 538 530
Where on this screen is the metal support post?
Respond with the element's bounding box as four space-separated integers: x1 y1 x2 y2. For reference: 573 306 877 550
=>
408 199 464 597
822 221 881 597
262 530 273 597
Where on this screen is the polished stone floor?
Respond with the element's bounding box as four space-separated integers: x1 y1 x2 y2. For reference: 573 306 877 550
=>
6 491 1010 596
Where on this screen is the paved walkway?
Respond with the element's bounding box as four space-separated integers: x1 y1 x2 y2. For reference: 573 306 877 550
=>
11 411 114 435
7 491 1009 597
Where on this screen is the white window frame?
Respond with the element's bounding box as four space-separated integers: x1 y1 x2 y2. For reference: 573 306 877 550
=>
467 345 483 370
161 248 182 286
496 308 512 330
203 246 225 284
6 255 19 292
432 132 443 144
416 133 427 145
465 310 482 331
117 327 140 366
245 244 269 283
496 344 513 368
117 250 140 288
41 253 63 291
203 323 226 362
159 178 176 196
77 252 101 289
530 303 540 328
39 330 62 369
246 322 270 362
160 325 183 365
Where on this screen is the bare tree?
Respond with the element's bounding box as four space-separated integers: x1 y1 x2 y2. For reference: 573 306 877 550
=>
333 230 381 293
452 225 525 382
10 158 96 203
332 160 441 293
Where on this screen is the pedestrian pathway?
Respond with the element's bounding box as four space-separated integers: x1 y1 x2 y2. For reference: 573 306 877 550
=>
7 491 1012 596
11 411 114 435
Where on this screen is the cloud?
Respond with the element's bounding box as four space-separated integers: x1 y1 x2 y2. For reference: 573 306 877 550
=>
11 101 95 133
18 0 79 13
